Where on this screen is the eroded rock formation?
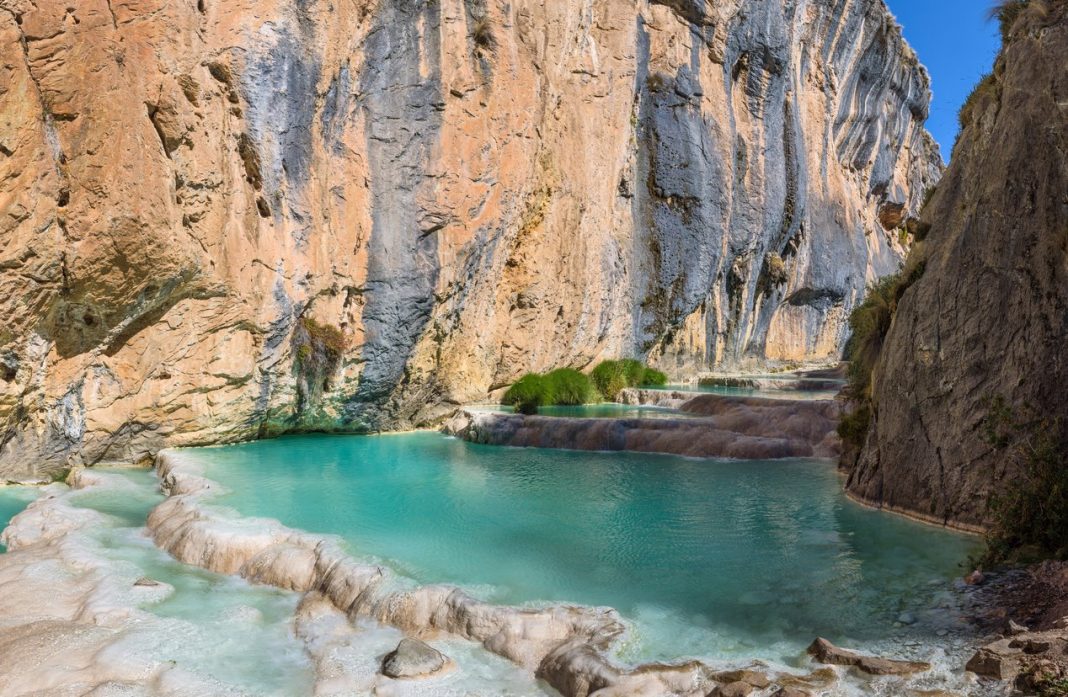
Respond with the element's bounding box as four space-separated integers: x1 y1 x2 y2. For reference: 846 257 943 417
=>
0 0 939 476
447 391 842 459
846 1 1068 530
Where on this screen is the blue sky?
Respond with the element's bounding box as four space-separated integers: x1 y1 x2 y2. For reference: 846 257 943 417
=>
884 0 1001 160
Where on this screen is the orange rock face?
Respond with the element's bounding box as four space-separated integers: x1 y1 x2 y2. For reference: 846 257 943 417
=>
0 0 939 475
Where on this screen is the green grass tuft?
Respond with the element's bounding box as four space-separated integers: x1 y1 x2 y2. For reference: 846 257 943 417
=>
590 359 667 400
502 374 552 414
502 359 666 411
543 368 599 406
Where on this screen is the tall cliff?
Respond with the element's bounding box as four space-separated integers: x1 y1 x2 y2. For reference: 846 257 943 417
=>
0 0 939 475
847 0 1068 531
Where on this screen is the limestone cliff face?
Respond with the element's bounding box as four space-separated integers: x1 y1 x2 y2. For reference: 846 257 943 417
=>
847 2 1068 530
0 0 939 475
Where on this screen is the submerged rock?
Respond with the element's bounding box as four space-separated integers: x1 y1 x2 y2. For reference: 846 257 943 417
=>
381 638 449 679
807 637 930 676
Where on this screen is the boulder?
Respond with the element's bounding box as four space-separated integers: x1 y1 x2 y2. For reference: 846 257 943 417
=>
807 637 930 676
966 629 1068 682
772 688 812 697
380 638 448 679
711 669 771 688
708 682 754 697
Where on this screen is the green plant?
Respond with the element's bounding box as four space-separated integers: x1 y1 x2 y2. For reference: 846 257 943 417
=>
837 403 872 450
843 274 899 399
921 184 938 210
618 359 647 386
980 399 1068 563
292 317 347 412
590 359 666 399
958 72 998 132
988 0 1051 43
471 16 495 53
502 373 552 414
1035 674 1068 697
843 247 927 401
838 249 928 451
590 361 628 401
640 368 668 386
300 318 346 358
543 368 598 406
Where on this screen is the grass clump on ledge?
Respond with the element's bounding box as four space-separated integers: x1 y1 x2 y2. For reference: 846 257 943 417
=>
501 359 667 413
502 369 599 414
543 368 599 406
591 359 667 401
501 374 553 415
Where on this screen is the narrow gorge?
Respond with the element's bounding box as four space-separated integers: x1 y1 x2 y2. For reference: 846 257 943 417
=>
0 0 938 477
2 0 1066 696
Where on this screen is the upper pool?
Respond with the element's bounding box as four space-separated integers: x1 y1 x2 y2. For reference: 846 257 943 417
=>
652 383 838 401
185 432 978 665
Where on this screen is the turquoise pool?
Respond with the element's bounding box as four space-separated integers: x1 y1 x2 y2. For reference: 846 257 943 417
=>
652 383 838 401
185 432 979 665
0 487 38 552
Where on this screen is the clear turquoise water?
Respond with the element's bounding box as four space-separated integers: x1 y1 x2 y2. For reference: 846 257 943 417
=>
27 471 316 695
1 470 549 695
0 487 38 552
189 433 979 664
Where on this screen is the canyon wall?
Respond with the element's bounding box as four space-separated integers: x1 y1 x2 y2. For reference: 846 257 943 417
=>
0 0 939 475
847 1 1068 530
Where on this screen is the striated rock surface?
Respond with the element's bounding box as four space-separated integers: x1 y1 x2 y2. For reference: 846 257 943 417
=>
846 1 1068 530
0 0 939 476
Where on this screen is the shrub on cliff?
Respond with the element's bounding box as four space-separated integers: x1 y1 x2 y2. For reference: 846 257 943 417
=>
840 249 927 449
543 368 598 406
980 398 1068 563
989 0 1052 43
502 374 552 414
293 317 347 412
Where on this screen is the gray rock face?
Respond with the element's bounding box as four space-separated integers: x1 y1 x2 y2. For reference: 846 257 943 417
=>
0 0 939 476
846 3 1068 530
380 638 448 679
